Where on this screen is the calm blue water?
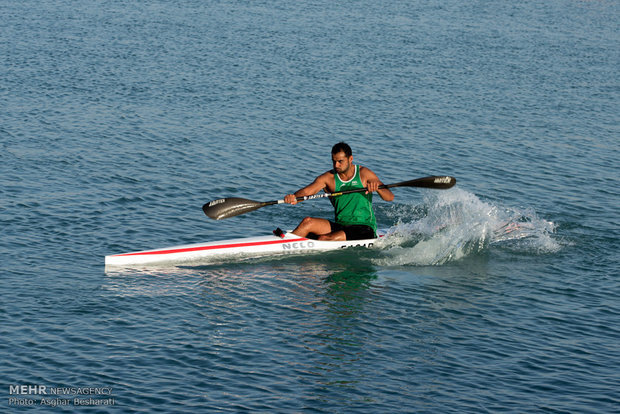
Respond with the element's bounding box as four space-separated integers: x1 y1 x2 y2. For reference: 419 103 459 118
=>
2 0 619 412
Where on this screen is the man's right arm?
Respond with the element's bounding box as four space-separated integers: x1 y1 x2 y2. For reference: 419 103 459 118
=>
284 174 329 205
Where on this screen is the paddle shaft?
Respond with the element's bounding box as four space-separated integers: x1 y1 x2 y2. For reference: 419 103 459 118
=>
203 176 456 220
270 183 395 206
271 176 455 205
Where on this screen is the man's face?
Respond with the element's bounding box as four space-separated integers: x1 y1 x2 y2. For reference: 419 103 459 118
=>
332 151 352 174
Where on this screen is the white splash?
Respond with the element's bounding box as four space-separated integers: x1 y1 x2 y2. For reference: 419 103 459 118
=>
374 188 559 266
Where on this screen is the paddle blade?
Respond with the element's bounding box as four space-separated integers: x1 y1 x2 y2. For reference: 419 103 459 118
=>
202 197 268 220
388 175 456 190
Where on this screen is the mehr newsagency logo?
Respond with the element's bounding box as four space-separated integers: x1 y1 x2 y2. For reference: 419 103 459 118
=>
9 384 115 407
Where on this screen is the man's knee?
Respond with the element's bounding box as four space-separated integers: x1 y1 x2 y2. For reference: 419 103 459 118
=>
300 216 315 227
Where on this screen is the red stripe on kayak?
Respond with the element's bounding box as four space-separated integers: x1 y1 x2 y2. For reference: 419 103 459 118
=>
112 237 309 257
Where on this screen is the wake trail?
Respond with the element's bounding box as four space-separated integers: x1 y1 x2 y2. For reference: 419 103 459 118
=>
374 188 559 266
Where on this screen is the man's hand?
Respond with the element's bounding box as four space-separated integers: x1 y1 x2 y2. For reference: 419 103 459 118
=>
284 194 298 205
366 180 382 194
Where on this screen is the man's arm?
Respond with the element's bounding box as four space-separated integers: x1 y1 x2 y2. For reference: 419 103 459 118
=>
361 167 394 201
284 172 331 205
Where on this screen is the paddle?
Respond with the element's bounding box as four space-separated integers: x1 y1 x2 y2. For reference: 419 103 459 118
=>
203 175 456 220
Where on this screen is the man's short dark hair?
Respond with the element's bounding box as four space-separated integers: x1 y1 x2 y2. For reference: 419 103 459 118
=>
331 142 352 157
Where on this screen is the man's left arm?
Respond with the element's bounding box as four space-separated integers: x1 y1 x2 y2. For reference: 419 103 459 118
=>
361 167 394 201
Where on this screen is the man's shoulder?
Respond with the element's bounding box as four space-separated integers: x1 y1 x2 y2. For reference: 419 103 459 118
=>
317 169 336 180
315 170 336 191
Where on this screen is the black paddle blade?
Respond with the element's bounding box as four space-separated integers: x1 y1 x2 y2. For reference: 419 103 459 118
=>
202 197 267 220
389 176 456 190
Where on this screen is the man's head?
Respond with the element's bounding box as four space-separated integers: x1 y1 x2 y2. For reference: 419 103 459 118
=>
331 142 353 174
331 142 352 157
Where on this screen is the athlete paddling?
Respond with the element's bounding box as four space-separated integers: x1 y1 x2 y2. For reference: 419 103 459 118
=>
284 142 394 241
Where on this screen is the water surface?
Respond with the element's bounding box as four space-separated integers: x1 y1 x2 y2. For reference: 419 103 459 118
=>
2 0 618 412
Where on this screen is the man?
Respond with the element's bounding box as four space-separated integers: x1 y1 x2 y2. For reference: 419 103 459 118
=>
284 142 394 241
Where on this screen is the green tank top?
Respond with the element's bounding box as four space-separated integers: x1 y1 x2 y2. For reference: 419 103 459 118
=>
333 165 377 235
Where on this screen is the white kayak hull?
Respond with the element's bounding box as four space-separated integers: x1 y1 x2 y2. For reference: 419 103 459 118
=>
105 231 379 267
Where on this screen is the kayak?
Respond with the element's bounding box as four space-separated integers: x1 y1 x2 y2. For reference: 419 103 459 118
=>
104 230 379 268
105 175 454 268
